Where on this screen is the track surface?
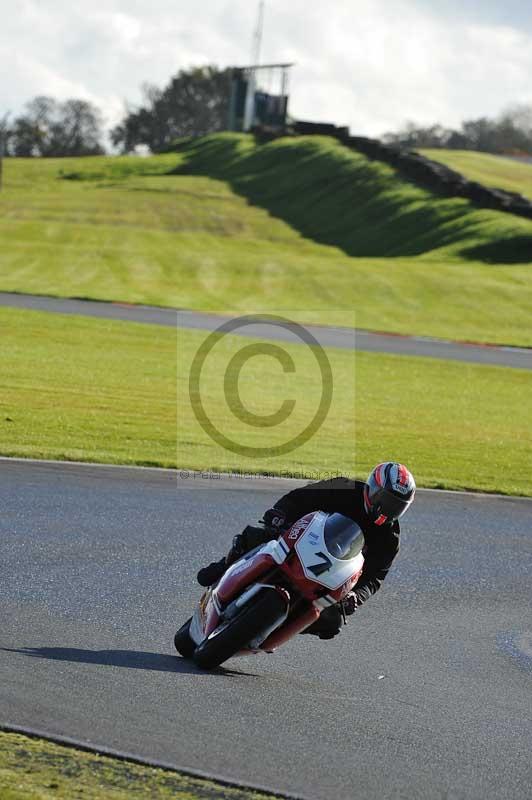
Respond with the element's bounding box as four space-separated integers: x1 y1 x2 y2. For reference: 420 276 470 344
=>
1 459 531 799
2 291 531 369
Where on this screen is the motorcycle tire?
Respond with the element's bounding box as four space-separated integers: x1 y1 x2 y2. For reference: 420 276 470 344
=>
174 617 196 659
193 588 287 670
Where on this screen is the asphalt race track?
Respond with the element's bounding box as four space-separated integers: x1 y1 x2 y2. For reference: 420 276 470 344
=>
2 291 532 369
1 459 531 799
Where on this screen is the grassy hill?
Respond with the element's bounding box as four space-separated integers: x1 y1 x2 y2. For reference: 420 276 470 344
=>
177 134 532 260
1 135 532 345
420 148 532 201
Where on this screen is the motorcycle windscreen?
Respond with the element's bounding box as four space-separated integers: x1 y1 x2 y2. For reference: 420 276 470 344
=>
323 513 365 560
294 511 365 590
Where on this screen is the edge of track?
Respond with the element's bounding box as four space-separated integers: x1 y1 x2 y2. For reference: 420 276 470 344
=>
0 722 309 800
1 456 531 502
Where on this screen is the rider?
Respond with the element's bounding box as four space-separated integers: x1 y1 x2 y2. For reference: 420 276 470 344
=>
197 462 416 639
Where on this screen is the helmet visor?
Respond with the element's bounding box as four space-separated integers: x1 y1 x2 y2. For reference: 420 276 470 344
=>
368 485 412 521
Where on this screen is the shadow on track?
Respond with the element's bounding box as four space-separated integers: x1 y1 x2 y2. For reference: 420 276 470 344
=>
1 647 257 677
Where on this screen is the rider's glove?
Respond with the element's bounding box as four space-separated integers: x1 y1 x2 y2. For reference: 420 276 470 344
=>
342 591 358 616
262 507 287 530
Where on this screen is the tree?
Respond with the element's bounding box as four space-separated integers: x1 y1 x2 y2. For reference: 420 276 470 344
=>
9 96 104 157
10 96 54 156
493 106 532 153
47 99 104 156
111 66 231 153
383 104 532 154
460 117 497 152
382 122 454 149
500 104 532 137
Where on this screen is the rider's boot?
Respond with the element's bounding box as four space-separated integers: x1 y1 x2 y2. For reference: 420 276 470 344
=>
196 532 248 587
300 604 343 639
196 527 271 588
196 556 227 587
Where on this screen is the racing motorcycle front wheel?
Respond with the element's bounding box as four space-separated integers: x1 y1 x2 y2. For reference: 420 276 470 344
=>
193 587 288 670
174 617 196 659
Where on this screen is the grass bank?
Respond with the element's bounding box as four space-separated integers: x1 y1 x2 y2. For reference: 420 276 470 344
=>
1 138 532 346
177 134 532 261
0 730 279 799
420 148 532 201
1 308 531 496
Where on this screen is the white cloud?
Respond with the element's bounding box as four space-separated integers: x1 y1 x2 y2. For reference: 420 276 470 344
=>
1 0 531 138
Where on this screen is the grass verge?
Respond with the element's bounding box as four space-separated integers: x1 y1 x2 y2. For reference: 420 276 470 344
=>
1 308 531 496
420 148 532 201
0 139 532 346
0 730 281 799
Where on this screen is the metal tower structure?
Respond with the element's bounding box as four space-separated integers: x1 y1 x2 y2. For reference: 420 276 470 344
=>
228 1 294 134
243 1 265 131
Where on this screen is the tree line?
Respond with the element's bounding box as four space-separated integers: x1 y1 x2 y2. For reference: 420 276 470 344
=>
382 106 532 154
1 66 230 157
2 65 532 156
3 96 104 157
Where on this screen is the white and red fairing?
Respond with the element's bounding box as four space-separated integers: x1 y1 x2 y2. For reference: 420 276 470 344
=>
189 511 365 655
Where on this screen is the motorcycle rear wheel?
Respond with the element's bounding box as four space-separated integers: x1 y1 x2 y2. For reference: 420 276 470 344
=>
193 588 287 670
174 617 196 659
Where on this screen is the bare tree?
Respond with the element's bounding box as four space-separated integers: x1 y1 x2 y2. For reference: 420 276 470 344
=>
383 104 532 154
9 96 104 157
47 99 104 156
501 104 532 135
382 122 454 149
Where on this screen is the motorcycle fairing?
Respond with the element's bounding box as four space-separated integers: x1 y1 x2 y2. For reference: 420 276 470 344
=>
294 511 364 590
215 539 288 606
189 539 289 646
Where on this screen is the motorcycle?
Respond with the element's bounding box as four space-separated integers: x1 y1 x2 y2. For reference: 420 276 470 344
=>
174 511 365 670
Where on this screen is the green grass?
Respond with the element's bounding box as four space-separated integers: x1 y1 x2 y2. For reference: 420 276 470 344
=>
2 307 531 496
1 136 532 346
0 307 176 467
420 148 532 201
177 135 532 260
0 730 279 799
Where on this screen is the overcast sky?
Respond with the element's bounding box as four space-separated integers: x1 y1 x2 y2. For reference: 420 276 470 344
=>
1 0 531 137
